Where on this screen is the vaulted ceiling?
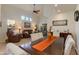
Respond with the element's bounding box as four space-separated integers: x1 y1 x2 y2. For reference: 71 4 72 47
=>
7 4 77 17
10 4 76 13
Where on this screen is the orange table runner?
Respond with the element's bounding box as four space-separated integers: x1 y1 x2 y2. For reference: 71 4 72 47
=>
32 36 59 52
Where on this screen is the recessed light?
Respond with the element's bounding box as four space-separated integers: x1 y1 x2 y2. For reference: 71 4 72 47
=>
57 10 61 13
54 4 58 7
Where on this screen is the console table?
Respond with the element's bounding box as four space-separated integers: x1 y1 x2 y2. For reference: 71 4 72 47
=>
60 32 72 40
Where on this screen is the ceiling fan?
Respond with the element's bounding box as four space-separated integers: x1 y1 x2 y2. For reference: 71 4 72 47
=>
33 4 40 14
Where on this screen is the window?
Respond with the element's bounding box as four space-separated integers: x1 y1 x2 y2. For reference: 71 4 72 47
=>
30 18 32 21
21 16 32 22
7 19 15 26
25 16 29 21
21 16 25 20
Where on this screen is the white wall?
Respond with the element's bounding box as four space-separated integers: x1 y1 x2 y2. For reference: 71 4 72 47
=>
75 5 79 51
0 5 39 42
39 5 76 39
0 4 1 16
0 4 3 42
51 12 75 34
39 12 75 33
0 4 1 37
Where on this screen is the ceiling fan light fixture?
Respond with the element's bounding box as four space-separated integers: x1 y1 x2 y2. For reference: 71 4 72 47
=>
32 4 40 14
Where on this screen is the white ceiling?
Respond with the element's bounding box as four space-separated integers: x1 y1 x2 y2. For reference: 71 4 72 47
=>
10 4 76 11
10 4 43 12
54 4 76 12
9 4 77 16
42 4 77 17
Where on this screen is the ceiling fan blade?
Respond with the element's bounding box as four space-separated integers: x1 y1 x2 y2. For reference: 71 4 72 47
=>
33 10 40 14
32 4 40 14
37 10 40 12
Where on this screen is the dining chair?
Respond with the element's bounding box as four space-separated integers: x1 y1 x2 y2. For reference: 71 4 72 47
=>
64 35 76 55
4 43 30 55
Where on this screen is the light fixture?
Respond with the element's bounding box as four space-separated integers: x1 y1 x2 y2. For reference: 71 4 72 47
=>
33 4 40 14
54 4 58 7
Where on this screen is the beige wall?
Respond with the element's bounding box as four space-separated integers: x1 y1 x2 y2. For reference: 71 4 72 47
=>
0 5 39 42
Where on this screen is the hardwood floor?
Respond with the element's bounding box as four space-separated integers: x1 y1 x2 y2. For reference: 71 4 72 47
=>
0 38 30 55
0 42 6 54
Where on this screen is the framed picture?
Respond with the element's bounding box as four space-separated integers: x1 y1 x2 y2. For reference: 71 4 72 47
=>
52 20 67 26
24 22 31 28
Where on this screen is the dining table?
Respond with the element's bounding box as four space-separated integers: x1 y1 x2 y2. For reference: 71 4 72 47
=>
19 36 64 55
